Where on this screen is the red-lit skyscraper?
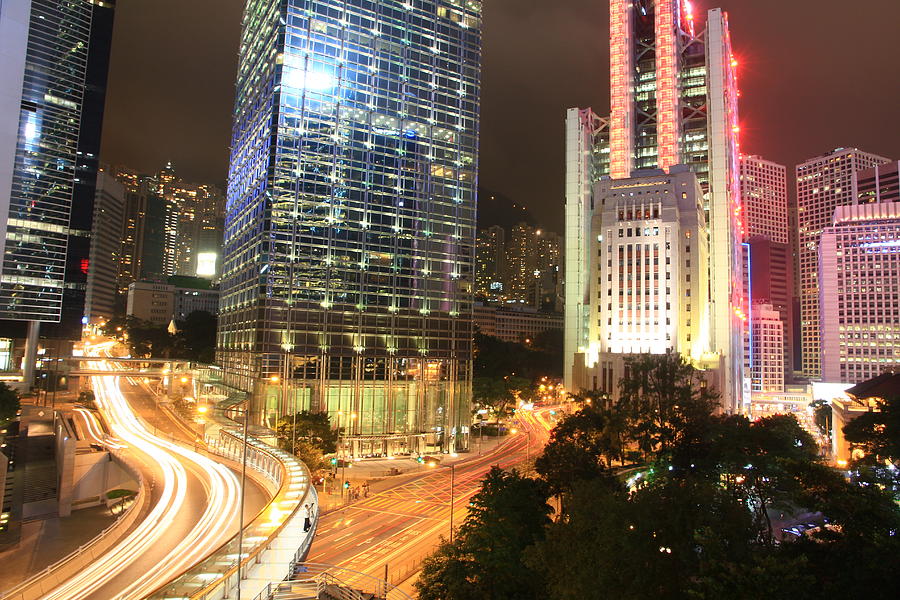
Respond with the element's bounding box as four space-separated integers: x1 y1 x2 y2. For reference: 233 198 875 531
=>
565 1 746 412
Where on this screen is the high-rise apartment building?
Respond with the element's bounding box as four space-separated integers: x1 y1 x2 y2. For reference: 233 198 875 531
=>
565 1 745 412
475 225 505 302
796 148 889 378
218 0 482 453
820 203 900 383
506 222 537 303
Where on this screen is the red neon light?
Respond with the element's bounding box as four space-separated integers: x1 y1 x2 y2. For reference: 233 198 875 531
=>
656 0 679 172
80 258 89 274
610 0 632 179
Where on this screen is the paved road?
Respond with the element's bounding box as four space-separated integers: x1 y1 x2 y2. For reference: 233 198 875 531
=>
307 406 558 592
39 353 267 600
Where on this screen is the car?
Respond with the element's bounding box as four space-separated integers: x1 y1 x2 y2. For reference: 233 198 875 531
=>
421 455 442 466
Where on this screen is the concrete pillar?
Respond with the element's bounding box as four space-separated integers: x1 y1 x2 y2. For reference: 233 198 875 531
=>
22 320 40 390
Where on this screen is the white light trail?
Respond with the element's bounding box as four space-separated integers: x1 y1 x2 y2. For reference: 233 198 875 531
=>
41 354 242 600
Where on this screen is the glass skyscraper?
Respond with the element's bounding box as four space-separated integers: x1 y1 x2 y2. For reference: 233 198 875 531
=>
219 0 481 454
0 0 94 323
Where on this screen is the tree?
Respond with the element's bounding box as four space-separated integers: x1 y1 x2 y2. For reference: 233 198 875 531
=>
0 382 20 426
528 475 759 600
176 310 218 363
276 411 338 455
842 394 900 467
534 404 619 497
810 399 832 440
416 468 551 600
618 351 718 461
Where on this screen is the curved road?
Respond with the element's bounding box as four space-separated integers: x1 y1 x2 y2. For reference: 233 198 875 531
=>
41 352 267 600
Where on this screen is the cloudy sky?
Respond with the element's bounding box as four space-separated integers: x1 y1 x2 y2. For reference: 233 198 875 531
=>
100 0 900 231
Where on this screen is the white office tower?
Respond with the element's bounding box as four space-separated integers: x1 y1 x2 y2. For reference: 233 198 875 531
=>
819 203 900 383
564 2 745 412
796 148 890 379
577 167 719 393
750 303 784 393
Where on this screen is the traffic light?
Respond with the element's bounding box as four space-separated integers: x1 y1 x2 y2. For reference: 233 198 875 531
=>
416 456 424 464
343 480 350 489
330 457 337 466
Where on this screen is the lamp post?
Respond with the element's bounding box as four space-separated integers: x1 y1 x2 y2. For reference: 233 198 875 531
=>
337 411 357 500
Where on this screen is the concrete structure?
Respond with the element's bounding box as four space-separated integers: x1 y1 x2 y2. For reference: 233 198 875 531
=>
819 203 900 383
796 148 890 378
126 282 175 326
750 303 784 393
217 0 482 451
473 303 562 344
84 172 125 326
565 2 745 412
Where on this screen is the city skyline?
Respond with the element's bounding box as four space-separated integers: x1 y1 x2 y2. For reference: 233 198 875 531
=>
100 0 900 231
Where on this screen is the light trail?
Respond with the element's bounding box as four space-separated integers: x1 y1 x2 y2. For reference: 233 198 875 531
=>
40 353 243 600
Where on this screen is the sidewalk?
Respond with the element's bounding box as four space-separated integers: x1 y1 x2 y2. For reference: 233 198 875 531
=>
317 432 513 513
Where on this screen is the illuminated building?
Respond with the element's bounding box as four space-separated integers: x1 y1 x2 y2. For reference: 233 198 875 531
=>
474 302 562 344
218 0 481 453
0 0 112 333
857 160 900 205
475 225 506 302
819 203 900 383
581 167 713 394
741 155 788 244
796 148 889 378
750 303 784 393
506 222 537 303
565 1 745 412
84 172 125 325
740 155 793 384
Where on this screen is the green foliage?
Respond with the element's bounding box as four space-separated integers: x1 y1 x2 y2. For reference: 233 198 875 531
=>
416 467 551 600
474 332 561 380
276 411 338 455
534 404 621 496
0 382 20 425
618 351 718 461
809 399 832 439
472 375 532 420
115 312 217 362
842 394 900 467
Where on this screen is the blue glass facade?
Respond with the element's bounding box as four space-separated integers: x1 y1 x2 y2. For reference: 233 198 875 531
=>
219 0 481 452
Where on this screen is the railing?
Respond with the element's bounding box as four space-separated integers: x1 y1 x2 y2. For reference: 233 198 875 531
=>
0 449 148 600
253 564 413 600
145 427 316 600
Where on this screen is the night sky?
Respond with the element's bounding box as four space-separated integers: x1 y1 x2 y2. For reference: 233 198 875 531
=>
100 0 900 232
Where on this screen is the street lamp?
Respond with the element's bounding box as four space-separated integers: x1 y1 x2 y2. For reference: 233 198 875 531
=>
429 462 456 543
